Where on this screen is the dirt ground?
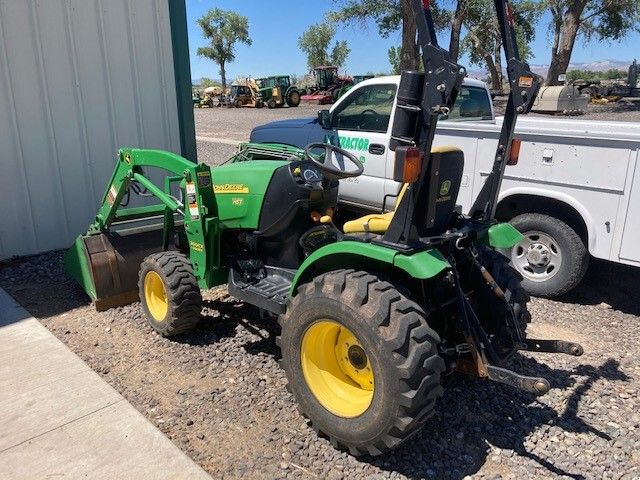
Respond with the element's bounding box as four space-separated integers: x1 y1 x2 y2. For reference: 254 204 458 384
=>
2 99 640 479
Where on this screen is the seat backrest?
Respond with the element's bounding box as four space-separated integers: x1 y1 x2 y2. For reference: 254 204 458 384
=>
419 146 465 236
394 183 409 210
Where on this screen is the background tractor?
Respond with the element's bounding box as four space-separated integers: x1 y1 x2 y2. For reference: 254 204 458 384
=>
228 79 264 108
256 76 301 108
300 66 353 105
65 0 583 457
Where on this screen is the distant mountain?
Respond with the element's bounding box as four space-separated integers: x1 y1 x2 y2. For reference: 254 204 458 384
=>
465 59 634 80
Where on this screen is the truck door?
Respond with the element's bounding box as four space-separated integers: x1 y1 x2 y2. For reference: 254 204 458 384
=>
620 160 640 264
326 83 397 209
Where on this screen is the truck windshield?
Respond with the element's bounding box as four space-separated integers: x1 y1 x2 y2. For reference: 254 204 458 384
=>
447 86 493 121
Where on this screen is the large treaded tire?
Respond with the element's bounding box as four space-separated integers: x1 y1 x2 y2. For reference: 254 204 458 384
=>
286 89 301 107
509 213 589 298
278 269 445 456
138 252 202 337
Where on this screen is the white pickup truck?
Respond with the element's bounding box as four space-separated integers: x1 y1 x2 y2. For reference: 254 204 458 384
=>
250 76 640 297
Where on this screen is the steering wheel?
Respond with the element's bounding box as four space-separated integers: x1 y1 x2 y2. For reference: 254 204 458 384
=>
360 108 380 129
304 143 364 180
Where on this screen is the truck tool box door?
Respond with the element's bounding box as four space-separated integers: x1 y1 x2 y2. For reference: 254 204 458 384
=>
620 155 640 264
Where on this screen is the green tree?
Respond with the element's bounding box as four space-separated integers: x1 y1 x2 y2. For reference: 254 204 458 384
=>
196 9 251 91
462 0 541 90
388 46 401 74
331 0 463 70
545 0 640 85
565 68 627 82
298 23 351 69
197 77 219 89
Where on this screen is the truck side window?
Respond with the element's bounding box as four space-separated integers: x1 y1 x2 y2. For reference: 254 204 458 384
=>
333 84 397 133
448 86 493 121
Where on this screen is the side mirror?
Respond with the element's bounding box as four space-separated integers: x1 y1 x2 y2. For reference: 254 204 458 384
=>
318 109 332 129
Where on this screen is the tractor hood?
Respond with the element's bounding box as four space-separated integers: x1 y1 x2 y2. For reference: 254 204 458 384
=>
250 117 326 149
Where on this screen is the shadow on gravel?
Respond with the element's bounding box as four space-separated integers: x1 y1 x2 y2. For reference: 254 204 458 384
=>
173 298 280 357
170 295 629 480
367 356 628 480
0 251 91 318
554 259 640 316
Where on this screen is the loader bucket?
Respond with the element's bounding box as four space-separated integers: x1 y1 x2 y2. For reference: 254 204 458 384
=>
64 227 163 311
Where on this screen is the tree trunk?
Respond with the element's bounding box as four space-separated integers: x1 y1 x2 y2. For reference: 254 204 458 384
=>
400 0 419 71
469 32 501 91
546 1 587 85
493 41 503 90
449 0 466 63
220 61 227 91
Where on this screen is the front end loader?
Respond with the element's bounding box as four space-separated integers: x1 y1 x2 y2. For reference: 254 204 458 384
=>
66 0 584 456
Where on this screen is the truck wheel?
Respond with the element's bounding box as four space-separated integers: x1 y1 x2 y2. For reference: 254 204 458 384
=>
286 90 301 107
138 252 202 336
267 99 277 109
507 213 589 298
255 99 264 109
279 269 444 456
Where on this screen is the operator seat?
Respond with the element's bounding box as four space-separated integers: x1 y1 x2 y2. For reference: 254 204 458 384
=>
343 146 464 235
343 184 409 234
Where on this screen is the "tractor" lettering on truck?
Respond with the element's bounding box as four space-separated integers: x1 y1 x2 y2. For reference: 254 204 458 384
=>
325 135 370 153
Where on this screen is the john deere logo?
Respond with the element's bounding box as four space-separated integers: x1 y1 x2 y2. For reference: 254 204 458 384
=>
439 180 451 196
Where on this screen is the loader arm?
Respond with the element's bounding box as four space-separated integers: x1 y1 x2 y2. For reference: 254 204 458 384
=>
65 148 222 310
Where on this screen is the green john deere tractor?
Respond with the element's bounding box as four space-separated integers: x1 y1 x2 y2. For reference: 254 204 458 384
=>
256 76 301 108
65 0 583 456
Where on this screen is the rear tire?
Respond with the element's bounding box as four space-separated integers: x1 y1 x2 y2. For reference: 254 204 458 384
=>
138 252 202 337
279 269 445 456
267 99 277 109
507 213 589 298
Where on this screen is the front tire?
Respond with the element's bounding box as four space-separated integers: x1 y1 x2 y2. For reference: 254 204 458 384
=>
507 213 589 297
279 269 445 456
138 252 202 336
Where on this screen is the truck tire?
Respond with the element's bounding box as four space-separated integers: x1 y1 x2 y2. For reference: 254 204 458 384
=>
279 269 444 456
267 99 277 109
286 89 301 107
507 213 589 298
138 252 202 336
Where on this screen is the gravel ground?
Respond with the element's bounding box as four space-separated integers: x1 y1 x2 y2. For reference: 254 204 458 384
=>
1 251 638 479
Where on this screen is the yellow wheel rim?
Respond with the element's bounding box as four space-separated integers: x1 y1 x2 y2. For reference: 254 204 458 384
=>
301 320 374 418
144 271 168 321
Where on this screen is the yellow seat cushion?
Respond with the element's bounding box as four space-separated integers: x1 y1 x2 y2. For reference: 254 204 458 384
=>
343 212 395 234
343 184 409 234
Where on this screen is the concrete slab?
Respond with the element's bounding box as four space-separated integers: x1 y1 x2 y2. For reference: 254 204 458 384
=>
0 288 211 480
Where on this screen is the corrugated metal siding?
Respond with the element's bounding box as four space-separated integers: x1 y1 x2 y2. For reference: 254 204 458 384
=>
0 0 182 259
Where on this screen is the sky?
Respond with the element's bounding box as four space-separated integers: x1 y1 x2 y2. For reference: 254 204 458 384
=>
185 0 640 82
